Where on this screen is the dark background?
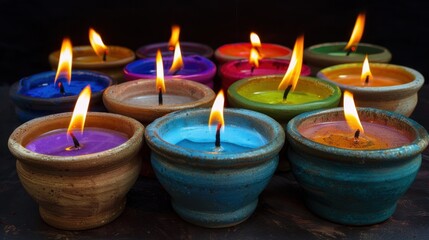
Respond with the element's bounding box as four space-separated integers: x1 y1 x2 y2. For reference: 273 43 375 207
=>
0 0 428 85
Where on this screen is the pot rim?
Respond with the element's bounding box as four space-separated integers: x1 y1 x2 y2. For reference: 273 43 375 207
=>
145 108 285 167
8 112 144 170
286 107 429 161
227 75 342 112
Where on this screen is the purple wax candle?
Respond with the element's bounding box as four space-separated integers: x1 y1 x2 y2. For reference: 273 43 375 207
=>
26 127 128 157
123 55 216 89
136 42 213 59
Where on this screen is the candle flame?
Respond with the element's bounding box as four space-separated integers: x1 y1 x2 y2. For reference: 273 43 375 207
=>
361 55 373 84
343 91 364 133
156 50 166 93
344 12 365 52
209 90 225 130
250 32 261 48
67 85 91 135
169 42 184 73
249 47 261 68
278 35 304 91
168 25 180 50
54 38 73 85
89 28 108 59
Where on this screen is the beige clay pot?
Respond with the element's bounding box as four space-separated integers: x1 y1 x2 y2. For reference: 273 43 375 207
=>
8 112 144 230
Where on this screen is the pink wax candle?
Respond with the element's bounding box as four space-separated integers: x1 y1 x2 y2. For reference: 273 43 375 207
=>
219 59 311 93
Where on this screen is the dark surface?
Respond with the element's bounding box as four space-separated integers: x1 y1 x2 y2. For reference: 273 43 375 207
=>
0 85 428 239
1 0 429 86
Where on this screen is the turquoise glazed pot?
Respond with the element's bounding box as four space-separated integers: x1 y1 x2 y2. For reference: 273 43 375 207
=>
145 108 284 228
286 107 429 225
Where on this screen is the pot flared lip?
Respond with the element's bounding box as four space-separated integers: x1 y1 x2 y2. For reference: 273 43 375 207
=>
9 70 112 104
8 112 144 169
286 107 429 161
145 108 285 167
136 41 214 59
227 75 342 112
103 78 216 111
49 45 136 68
317 63 425 94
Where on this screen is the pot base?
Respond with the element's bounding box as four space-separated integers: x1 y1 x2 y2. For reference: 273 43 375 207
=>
305 199 396 226
172 199 258 228
39 198 126 230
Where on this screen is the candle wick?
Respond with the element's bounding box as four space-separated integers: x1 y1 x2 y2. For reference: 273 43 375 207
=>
58 82 65 95
69 132 81 148
283 85 292 101
346 46 356 56
158 87 163 105
102 51 107 62
171 69 180 75
215 123 221 148
354 129 360 143
250 66 255 74
365 75 369 85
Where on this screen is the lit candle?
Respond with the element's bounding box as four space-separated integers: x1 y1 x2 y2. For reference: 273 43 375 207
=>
10 38 112 121
286 92 429 225
215 32 292 64
26 86 127 156
317 58 424 116
124 43 216 89
304 12 392 74
144 91 284 227
8 87 144 230
219 32 311 93
49 28 135 82
136 25 213 59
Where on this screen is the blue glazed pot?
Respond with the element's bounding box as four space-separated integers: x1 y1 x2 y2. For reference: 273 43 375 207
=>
145 108 284 228
10 70 112 122
286 107 429 225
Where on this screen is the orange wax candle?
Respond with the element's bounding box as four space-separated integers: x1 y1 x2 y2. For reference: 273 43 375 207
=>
299 120 411 150
318 63 414 87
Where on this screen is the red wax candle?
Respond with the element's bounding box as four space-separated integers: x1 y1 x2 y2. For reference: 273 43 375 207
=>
219 59 311 93
215 43 291 64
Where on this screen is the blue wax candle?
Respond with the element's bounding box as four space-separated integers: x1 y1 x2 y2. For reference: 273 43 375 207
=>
123 55 216 89
17 71 110 98
163 125 267 153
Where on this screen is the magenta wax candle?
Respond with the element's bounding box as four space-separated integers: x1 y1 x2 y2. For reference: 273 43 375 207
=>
26 127 127 156
214 43 292 64
123 55 216 89
219 59 311 93
136 42 213 59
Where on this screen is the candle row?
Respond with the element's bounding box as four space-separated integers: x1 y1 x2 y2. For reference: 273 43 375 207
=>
8 13 429 231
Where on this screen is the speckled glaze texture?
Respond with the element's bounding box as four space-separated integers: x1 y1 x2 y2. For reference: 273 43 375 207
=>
145 108 284 228
9 71 112 122
304 42 392 74
317 63 425 117
8 112 144 230
286 107 429 225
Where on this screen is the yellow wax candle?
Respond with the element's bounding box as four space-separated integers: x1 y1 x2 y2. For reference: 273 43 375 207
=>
299 120 411 150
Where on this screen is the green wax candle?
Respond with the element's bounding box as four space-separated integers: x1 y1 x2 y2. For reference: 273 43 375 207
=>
238 89 322 104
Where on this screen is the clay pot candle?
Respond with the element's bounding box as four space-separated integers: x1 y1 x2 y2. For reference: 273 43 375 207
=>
286 92 429 225
317 57 424 117
124 44 216 89
304 13 392 74
136 25 213 59
10 38 112 122
144 91 284 228
215 32 292 64
8 87 144 230
104 51 216 176
49 28 135 82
